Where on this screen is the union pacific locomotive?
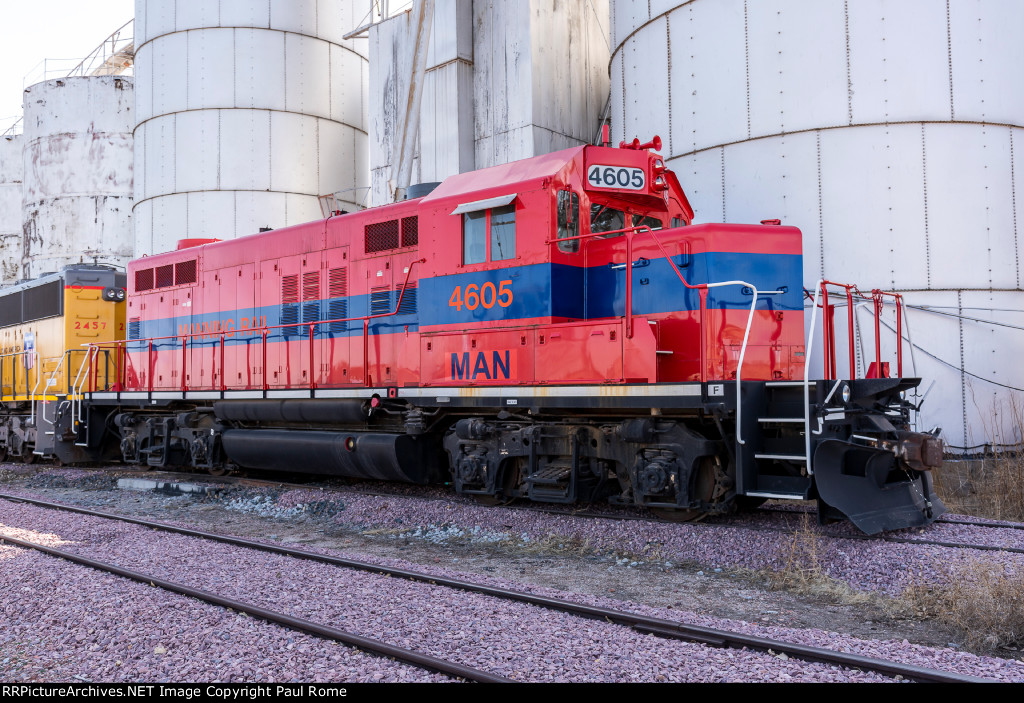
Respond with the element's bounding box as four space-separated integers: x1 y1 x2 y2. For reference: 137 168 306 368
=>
0 138 945 534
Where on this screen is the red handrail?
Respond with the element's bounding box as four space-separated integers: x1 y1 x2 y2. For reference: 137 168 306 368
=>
87 258 426 392
814 281 904 380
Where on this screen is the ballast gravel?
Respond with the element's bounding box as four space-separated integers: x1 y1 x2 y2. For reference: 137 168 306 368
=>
271 487 1024 596
11 468 1024 596
1 495 1022 682
0 542 448 683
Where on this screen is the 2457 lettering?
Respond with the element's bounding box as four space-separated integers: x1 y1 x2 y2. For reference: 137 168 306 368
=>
449 280 513 311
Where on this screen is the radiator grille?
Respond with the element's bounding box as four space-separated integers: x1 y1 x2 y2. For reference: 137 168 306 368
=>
370 287 391 315
175 260 197 285
365 220 399 253
135 269 154 292
281 274 300 337
156 265 174 288
396 284 417 315
401 216 419 247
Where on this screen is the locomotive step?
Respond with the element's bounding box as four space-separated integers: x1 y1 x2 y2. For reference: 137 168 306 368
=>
753 453 807 462
745 491 805 500
525 465 572 485
757 417 805 423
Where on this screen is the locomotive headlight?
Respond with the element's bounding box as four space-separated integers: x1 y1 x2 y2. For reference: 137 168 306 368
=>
102 286 126 302
345 436 356 452
840 383 852 404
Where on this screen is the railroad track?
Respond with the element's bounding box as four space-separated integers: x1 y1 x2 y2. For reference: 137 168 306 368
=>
517 504 1024 557
17 464 1024 557
0 491 991 683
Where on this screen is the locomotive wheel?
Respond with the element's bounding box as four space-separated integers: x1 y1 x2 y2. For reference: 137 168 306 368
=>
650 456 718 523
471 458 523 506
207 465 229 477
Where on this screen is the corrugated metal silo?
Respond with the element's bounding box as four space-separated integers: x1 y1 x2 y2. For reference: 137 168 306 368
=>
21 76 135 279
133 0 369 255
611 0 1024 448
0 134 23 285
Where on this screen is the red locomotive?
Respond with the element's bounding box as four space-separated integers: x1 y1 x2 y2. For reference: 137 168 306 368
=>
73 137 944 533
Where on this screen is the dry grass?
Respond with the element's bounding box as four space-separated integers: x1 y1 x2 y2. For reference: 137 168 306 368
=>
933 393 1024 522
761 513 871 603
897 558 1024 652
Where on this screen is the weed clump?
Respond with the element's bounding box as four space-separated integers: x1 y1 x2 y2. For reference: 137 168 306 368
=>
933 393 1024 522
762 513 870 603
898 558 1024 652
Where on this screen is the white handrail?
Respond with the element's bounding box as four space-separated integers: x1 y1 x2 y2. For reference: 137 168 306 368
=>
699 284 786 446
40 350 72 425
804 280 824 474
28 352 42 425
71 347 100 423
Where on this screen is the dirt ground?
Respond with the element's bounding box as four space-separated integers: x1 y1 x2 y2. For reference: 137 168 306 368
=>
0 466 962 653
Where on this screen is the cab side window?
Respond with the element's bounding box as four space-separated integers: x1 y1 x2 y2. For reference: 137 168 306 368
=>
557 191 580 253
462 205 516 264
490 205 516 261
463 211 487 265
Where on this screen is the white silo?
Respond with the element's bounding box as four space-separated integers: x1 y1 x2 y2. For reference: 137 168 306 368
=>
0 133 23 285
368 0 611 205
611 0 1024 449
133 0 369 255
21 76 135 279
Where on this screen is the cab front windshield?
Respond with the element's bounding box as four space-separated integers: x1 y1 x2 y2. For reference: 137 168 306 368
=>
590 204 663 236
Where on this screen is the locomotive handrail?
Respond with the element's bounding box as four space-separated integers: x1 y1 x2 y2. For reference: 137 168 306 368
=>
84 259 427 392
549 225 781 446
40 349 72 426
804 280 823 473
70 346 100 424
815 280 905 380
0 349 43 425
803 280 910 472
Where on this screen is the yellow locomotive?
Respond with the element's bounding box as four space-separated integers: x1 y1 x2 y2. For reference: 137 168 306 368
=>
0 265 126 462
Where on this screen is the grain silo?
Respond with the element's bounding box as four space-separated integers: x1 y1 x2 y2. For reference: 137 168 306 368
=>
21 76 135 279
0 132 22 285
133 0 369 255
368 0 611 204
610 0 1024 449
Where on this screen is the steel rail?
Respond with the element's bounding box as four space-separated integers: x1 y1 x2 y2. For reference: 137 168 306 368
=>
0 530 509 684
937 517 1024 531
0 492 988 683
527 504 1024 556
759 505 1024 534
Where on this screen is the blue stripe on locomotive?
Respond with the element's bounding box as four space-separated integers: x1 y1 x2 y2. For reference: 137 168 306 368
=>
130 290 419 352
418 252 803 326
132 251 802 349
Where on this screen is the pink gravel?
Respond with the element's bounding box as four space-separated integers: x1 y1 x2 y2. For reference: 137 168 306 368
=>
0 543 448 683
1 497 1022 682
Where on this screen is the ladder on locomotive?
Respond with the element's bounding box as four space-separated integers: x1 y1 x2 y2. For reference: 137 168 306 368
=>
738 280 912 501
